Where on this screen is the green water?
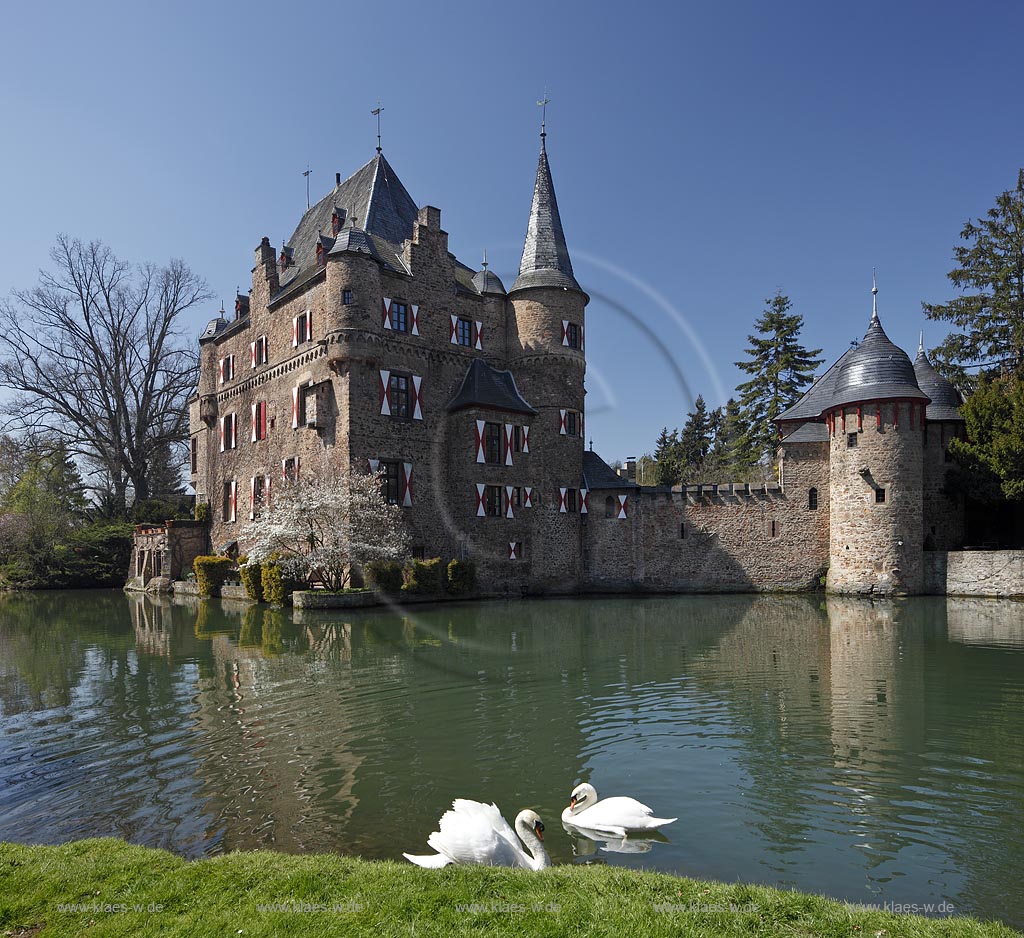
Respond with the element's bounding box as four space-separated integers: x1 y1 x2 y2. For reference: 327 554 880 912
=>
0 591 1022 927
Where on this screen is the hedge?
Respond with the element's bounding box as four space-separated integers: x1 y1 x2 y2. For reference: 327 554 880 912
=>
403 557 444 594
239 558 264 602
364 559 404 593
261 556 302 605
446 558 476 595
193 556 233 597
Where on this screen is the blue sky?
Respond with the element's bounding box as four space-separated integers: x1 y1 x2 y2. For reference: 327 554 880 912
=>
2 0 1022 462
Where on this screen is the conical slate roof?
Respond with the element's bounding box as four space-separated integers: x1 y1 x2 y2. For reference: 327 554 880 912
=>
446 358 537 415
472 268 506 295
914 343 963 421
829 311 928 409
511 139 582 294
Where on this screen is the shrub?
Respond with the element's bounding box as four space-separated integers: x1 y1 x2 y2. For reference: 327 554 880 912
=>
261 555 302 605
194 501 211 523
194 556 233 597
239 559 263 602
446 559 477 595
403 557 444 594
364 559 404 593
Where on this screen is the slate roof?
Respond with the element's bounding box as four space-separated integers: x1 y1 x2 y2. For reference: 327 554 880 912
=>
583 450 635 489
775 347 856 424
511 139 583 295
472 268 507 295
914 344 964 421
781 422 829 443
446 359 538 415
199 316 229 342
830 312 928 409
279 153 417 291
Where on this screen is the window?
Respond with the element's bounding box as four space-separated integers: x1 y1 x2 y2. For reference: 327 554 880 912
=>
770 519 778 538
221 413 237 451
254 400 268 441
808 487 818 510
513 425 524 453
484 484 502 517
343 289 353 305
875 488 886 504
484 422 502 464
293 310 311 346
511 487 522 509
389 373 410 418
390 302 409 333
566 322 581 349
190 437 198 474
456 317 472 347
283 456 299 483
566 411 579 436
847 432 858 448
566 488 578 512
222 480 236 522
219 354 235 384
605 495 615 518
680 522 686 539
253 335 268 367
381 460 401 505
252 475 265 519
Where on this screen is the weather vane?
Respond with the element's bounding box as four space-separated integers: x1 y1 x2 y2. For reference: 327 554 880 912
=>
872 267 878 319
372 101 383 153
303 164 312 210
537 91 550 138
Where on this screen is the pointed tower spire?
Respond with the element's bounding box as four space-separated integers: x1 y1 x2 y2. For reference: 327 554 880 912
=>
918 331 925 358
871 268 878 321
511 127 582 294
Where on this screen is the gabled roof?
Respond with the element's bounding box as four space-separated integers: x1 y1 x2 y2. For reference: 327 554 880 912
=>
446 359 537 416
914 343 963 421
511 139 582 294
281 153 418 285
583 450 635 489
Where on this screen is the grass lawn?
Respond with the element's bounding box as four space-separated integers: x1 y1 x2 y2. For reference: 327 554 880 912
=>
0 838 1020 937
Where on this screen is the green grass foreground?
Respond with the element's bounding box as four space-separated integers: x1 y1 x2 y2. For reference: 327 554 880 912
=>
0 838 1020 938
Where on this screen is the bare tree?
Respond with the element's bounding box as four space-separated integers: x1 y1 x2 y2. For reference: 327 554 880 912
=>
0 235 211 513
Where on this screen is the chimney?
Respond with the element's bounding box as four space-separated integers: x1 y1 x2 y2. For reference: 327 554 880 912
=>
335 172 341 186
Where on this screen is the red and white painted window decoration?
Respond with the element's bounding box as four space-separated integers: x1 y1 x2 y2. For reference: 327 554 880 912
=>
251 335 268 368
616 494 628 519
379 371 391 416
560 320 583 350
475 420 486 463
410 305 420 336
251 401 268 442
411 375 424 420
226 480 237 523
476 483 487 517
292 310 312 347
505 485 515 519
473 321 483 350
520 425 530 454
219 413 237 452
580 488 589 514
559 409 582 437
523 486 534 508
504 424 515 466
508 541 521 561
401 462 414 507
368 458 380 473
218 355 235 385
382 297 393 329
558 487 568 513
292 385 302 428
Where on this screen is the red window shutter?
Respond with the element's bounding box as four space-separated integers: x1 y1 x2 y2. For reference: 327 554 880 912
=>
559 410 567 435
522 425 530 454
382 297 393 329
230 413 237 449
505 485 515 518
230 480 237 522
476 483 486 517
523 486 533 509
249 477 256 520
292 386 299 428
561 320 569 346
292 317 298 347
474 321 483 350
412 375 423 420
475 420 486 463
580 488 589 514
219 418 225 452
251 404 257 442
402 462 413 506
559 487 567 513
250 342 257 368
617 495 628 519
218 359 225 384
307 309 313 340
450 314 458 344
379 371 391 416
295 455 300 480
410 305 419 336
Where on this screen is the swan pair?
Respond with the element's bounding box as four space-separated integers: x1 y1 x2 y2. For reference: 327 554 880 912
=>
403 784 675 869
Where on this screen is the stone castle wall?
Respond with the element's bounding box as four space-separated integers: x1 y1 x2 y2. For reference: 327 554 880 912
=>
924 550 1024 596
922 421 965 550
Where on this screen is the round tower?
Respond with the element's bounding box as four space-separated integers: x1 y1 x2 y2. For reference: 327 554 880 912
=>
507 133 588 588
825 287 929 594
913 339 966 550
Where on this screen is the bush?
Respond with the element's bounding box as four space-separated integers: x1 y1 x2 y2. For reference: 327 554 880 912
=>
194 556 233 597
239 559 263 602
446 558 477 595
194 501 211 523
403 557 444 594
364 559 404 593
261 555 302 605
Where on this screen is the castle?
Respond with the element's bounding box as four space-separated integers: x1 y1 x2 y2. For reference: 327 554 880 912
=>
131 131 969 597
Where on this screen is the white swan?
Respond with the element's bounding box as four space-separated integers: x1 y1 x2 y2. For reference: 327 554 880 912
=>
403 799 550 870
561 782 676 837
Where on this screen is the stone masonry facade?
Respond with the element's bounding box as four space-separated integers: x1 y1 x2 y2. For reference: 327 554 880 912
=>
143 137 967 597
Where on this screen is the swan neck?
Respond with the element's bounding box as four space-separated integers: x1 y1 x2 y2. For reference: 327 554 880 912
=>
516 819 551 870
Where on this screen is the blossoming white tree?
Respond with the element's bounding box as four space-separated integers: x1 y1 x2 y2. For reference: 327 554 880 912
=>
240 469 409 591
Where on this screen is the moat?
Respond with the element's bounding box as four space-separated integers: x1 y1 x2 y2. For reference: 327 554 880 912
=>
1 591 1022 927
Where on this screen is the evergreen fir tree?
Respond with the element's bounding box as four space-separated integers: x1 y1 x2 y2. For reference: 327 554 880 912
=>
679 396 712 478
653 427 682 487
735 292 823 464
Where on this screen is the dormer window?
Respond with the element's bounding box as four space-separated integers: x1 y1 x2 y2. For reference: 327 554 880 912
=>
331 207 346 235
316 241 325 267
279 246 294 272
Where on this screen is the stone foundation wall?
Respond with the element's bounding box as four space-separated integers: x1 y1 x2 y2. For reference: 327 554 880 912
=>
924 550 1024 597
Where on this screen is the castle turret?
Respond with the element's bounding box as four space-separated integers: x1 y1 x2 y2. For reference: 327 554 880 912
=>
825 287 929 594
508 133 588 588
